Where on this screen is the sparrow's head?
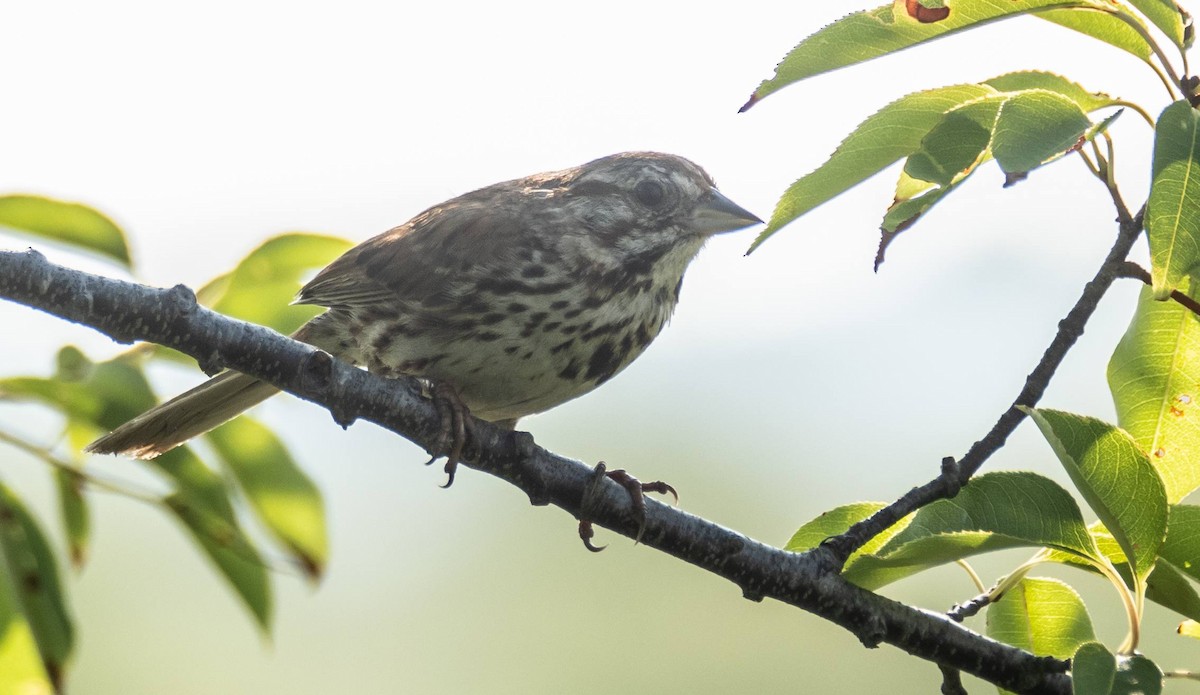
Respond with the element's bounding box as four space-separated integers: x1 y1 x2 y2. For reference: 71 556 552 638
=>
548 151 761 271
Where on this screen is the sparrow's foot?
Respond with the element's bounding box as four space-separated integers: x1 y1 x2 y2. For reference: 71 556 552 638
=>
421 380 473 488
578 461 678 551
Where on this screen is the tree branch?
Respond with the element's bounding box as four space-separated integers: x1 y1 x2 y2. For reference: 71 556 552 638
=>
821 206 1145 566
0 247 1072 694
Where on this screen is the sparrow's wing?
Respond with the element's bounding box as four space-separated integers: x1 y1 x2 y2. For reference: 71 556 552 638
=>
295 187 539 311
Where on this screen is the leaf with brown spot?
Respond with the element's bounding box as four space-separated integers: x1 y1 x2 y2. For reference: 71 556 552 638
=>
906 0 950 22
1109 276 1200 503
743 0 1130 109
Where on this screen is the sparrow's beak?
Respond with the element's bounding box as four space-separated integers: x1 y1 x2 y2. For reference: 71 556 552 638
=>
691 188 763 235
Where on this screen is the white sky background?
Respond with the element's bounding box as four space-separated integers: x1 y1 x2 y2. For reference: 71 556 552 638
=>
1 1 1192 693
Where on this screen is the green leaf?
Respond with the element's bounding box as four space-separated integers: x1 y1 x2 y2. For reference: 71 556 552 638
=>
750 83 996 252
1145 559 1200 621
1099 518 1200 624
882 86 1109 244
1109 282 1200 502
164 493 272 631
0 378 102 427
904 98 999 186
151 448 271 630
0 350 156 434
982 71 1121 112
0 481 73 685
1024 409 1168 579
52 470 88 569
1113 654 1163 694
786 502 927 590
786 501 909 556
1181 619 1200 638
879 96 1002 240
0 556 55 695
800 473 1098 590
203 233 352 335
1038 6 1156 62
742 0 1125 108
841 473 1099 590
0 195 131 267
1072 642 1117 695
991 90 1092 177
76 358 157 432
986 577 1095 661
1159 504 1200 583
1045 517 1200 621
1124 0 1188 50
207 417 328 578
1070 646 1167 695
885 471 1096 553
155 234 347 365
880 178 965 239
146 447 235 519
1147 100 1200 299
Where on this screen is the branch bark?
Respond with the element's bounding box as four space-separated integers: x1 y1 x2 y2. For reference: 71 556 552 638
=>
822 206 1144 566
0 247 1072 694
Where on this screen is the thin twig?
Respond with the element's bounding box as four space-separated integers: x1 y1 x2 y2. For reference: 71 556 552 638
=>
0 427 162 504
940 584 995 695
821 201 1143 566
939 665 968 695
948 592 993 623
0 426 301 577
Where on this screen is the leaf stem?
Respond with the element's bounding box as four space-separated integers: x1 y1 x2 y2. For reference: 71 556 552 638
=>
1078 148 1103 179
1116 261 1200 315
1092 557 1141 653
1112 100 1156 128
1103 7 1184 99
956 559 987 594
0 427 163 504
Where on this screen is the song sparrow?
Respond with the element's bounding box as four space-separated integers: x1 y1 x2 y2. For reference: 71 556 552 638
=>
87 152 761 478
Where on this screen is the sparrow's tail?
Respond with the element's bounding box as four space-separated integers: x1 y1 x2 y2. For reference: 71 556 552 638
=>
86 316 344 459
85 371 279 459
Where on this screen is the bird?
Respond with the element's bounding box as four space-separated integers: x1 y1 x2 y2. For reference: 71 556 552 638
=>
87 152 761 489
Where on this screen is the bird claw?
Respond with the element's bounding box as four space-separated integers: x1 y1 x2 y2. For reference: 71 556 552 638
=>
424 380 471 488
577 461 678 550
578 519 605 552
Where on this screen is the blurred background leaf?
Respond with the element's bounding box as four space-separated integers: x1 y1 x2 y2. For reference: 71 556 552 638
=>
0 195 130 268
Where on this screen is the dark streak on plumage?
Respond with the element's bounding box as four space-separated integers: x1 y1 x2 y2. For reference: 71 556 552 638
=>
585 342 621 384
559 360 581 380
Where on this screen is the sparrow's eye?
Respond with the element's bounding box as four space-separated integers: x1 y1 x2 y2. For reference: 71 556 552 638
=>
634 180 665 208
